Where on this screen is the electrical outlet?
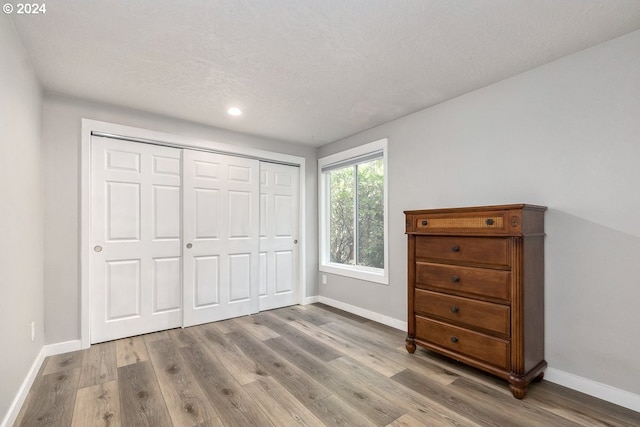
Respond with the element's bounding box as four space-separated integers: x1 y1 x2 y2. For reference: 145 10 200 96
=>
31 321 35 342
322 275 327 284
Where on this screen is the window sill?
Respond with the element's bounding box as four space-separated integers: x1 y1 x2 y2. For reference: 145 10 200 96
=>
319 263 389 285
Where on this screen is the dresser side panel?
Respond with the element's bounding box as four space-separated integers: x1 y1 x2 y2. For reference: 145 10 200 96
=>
523 235 546 372
520 207 546 236
407 234 416 337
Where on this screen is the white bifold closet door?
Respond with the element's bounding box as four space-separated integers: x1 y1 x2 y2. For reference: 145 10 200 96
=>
90 136 183 343
182 150 260 327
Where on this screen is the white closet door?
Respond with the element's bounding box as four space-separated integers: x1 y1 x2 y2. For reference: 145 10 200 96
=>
182 150 260 327
258 162 300 311
90 136 182 343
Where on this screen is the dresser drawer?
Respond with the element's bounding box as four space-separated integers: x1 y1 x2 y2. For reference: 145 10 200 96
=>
415 236 509 267
416 316 510 370
411 210 510 234
416 262 510 302
414 289 510 336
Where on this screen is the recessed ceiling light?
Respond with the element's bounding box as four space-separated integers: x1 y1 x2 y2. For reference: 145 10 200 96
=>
227 107 242 116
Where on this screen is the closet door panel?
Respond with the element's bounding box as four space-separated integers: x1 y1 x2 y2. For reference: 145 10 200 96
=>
105 259 141 319
91 136 182 343
183 150 259 326
258 162 300 311
194 255 220 307
229 253 252 301
153 257 181 312
153 185 180 239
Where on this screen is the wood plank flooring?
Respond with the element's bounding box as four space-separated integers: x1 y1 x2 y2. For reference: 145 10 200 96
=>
14 304 640 426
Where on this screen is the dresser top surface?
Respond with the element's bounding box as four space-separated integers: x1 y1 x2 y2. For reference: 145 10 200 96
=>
404 204 547 216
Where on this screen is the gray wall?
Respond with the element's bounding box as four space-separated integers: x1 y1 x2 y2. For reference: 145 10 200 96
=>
0 15 44 421
318 30 640 395
42 95 318 345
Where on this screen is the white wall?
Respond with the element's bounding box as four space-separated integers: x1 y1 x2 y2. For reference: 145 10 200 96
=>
42 95 318 345
0 15 44 423
318 30 640 397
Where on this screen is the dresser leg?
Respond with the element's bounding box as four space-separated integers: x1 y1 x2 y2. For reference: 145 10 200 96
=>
509 383 528 399
508 361 547 399
508 372 531 399
405 336 416 354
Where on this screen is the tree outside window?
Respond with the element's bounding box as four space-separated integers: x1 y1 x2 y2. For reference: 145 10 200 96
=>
328 158 384 269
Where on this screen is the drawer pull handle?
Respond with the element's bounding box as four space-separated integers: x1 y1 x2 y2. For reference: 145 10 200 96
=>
450 306 459 313
451 336 459 343
421 220 428 226
451 245 460 252
451 275 460 283
486 218 494 225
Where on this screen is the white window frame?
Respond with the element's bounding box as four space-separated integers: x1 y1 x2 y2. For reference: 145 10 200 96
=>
318 138 388 285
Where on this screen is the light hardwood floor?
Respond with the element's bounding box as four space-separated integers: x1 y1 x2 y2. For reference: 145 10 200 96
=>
15 304 639 426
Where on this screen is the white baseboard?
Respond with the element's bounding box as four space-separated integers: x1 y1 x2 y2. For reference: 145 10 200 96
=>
44 339 82 357
1 347 45 427
544 367 640 413
1 339 83 427
302 295 320 305
317 296 407 331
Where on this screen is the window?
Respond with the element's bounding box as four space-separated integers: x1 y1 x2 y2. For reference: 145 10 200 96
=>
318 138 388 284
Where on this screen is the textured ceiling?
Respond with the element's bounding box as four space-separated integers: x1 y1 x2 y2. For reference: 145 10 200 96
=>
10 0 640 146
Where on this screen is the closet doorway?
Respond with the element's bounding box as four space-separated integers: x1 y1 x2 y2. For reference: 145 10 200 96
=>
88 132 301 344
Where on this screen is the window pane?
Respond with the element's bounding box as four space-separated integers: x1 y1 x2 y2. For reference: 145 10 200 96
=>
329 166 354 265
357 158 384 268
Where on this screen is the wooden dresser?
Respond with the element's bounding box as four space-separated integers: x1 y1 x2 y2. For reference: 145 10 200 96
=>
404 204 546 398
